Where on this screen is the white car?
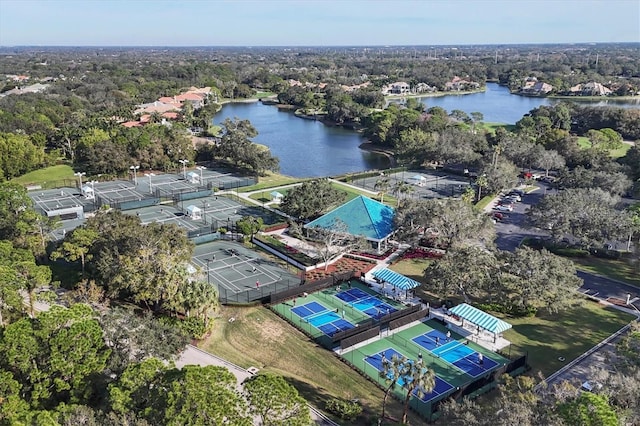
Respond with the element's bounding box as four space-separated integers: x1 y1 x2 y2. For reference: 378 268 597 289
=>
494 204 513 212
505 194 522 202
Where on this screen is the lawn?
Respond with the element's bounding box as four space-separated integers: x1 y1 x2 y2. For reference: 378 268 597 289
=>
576 136 631 158
10 164 76 187
201 305 419 425
238 172 302 192
501 300 634 379
388 258 431 284
480 122 516 133
572 256 640 288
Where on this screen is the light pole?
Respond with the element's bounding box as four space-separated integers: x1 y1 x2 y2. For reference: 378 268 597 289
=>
129 165 140 185
206 258 212 285
74 172 86 189
179 159 189 179
201 201 209 224
196 166 206 186
144 173 156 194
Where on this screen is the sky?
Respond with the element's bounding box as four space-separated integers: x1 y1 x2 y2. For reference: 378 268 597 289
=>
0 0 638 46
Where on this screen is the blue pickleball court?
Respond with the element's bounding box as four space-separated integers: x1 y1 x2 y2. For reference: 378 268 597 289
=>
412 330 498 377
364 348 455 403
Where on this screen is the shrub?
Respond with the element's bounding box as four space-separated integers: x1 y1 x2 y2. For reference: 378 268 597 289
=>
476 303 537 318
160 316 209 340
325 398 363 422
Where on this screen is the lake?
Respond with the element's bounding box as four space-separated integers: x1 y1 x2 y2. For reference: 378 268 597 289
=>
216 83 639 177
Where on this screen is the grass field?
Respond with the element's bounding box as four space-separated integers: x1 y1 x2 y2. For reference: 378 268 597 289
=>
388 258 432 284
501 300 634 378
10 164 75 187
238 172 303 192
201 305 419 425
576 136 631 158
481 122 516 133
573 256 640 288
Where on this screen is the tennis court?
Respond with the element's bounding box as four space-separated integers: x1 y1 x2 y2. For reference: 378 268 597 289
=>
351 170 471 200
364 348 455 403
192 241 300 300
291 301 354 337
125 205 203 231
29 188 89 214
336 288 398 320
412 330 498 377
180 195 283 228
93 181 149 204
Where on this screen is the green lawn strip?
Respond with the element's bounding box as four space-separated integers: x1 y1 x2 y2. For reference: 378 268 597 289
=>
329 181 398 206
253 91 276 98
572 256 640 288
576 136 630 158
249 187 292 203
238 172 302 192
201 305 418 424
11 164 75 187
608 143 631 158
480 122 516 134
475 195 495 210
501 301 634 379
388 258 431 284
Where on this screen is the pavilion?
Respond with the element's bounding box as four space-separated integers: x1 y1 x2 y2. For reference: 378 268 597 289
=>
303 195 395 253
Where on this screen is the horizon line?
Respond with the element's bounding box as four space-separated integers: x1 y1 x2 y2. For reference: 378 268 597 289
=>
1 42 639 49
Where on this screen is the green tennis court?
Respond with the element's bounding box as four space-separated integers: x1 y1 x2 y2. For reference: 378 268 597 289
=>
192 241 301 303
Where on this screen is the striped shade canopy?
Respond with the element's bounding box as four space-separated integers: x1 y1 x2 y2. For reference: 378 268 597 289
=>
372 268 421 290
448 303 512 334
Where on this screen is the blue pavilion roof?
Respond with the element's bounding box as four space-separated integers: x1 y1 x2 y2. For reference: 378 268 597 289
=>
304 195 395 241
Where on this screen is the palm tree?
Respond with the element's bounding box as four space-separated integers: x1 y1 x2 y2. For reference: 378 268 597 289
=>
178 280 219 326
393 181 415 207
379 354 436 424
374 177 391 204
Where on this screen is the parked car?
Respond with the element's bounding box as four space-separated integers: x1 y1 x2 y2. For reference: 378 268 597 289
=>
492 212 504 220
494 204 513 212
509 189 525 197
505 194 522 202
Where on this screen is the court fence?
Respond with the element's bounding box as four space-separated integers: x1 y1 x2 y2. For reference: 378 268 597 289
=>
268 270 356 305
219 276 303 305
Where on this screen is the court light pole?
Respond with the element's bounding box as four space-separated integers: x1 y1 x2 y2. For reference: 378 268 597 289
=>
196 165 206 186
201 201 209 224
179 159 189 179
129 165 140 185
144 173 156 194
74 172 86 189
206 258 212 285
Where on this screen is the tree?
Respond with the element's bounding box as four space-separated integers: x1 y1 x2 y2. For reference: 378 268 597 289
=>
0 304 110 409
424 246 499 303
171 280 219 326
392 180 414 207
162 365 251 426
379 353 435 424
243 373 311 426
280 179 346 221
479 157 519 195
556 167 632 196
51 226 100 277
235 215 263 241
498 247 583 314
99 308 189 375
216 118 279 175
0 182 40 250
394 198 495 249
307 218 367 270
84 210 194 311
110 360 251 425
374 177 391 204
557 392 619 426
527 188 632 248
535 149 565 177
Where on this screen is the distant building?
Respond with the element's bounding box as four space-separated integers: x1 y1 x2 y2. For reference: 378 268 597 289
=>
569 82 613 96
520 78 553 95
